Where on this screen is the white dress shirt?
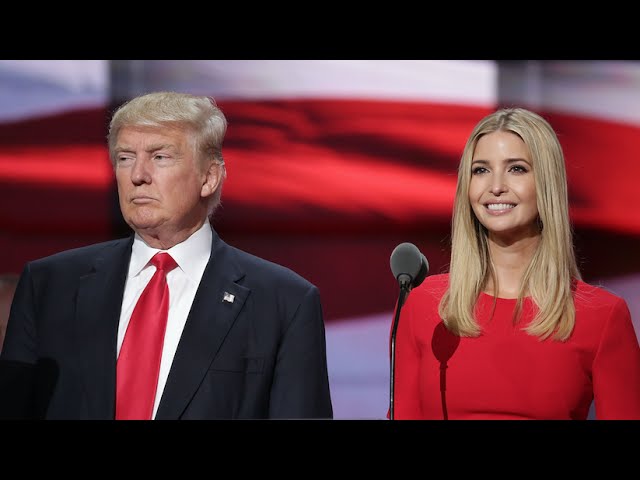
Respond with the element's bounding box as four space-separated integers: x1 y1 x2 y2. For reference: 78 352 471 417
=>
116 220 213 419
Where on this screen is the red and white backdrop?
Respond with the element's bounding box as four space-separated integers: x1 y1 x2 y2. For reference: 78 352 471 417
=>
1 60 639 419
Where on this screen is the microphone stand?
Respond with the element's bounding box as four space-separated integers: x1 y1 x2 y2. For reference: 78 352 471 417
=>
389 279 411 420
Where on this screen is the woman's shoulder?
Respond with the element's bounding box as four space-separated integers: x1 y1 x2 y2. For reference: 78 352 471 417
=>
413 273 449 299
422 272 449 286
575 280 624 303
402 273 449 318
572 280 638 351
574 279 629 308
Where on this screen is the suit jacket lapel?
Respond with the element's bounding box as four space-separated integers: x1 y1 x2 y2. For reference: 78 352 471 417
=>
75 238 132 419
155 232 249 419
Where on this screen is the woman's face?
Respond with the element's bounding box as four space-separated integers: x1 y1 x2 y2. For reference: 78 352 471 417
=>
468 130 539 243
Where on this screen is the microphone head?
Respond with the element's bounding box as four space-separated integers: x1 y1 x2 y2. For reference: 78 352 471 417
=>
390 242 429 289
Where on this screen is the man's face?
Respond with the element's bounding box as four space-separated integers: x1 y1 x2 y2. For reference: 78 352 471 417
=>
114 125 212 241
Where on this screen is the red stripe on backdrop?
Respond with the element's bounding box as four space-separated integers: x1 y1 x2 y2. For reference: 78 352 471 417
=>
2 100 640 237
1 100 639 318
218 99 492 233
219 99 640 236
0 144 113 237
0 145 112 187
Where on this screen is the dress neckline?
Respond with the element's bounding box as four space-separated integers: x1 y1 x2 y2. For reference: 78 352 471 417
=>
480 291 521 302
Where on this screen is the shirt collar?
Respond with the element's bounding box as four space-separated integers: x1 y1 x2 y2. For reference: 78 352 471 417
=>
129 220 213 282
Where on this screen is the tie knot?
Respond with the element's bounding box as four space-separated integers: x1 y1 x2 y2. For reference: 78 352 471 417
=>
151 252 178 273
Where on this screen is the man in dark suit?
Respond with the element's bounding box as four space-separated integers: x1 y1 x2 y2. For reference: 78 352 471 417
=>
0 91 333 420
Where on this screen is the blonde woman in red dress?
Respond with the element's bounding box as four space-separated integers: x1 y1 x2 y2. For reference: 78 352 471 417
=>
393 107 640 420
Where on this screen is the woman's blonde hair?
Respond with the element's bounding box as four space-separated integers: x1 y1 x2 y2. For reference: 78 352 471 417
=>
439 107 581 341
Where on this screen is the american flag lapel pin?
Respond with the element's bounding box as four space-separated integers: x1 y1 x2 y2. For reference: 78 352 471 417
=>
223 291 235 304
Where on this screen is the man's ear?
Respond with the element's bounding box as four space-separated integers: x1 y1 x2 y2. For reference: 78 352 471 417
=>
201 162 222 198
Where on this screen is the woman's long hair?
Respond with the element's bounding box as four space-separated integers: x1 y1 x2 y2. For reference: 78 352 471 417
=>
439 107 581 341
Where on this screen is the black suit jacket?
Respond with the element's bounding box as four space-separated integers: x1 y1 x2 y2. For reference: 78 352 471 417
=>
0 228 333 419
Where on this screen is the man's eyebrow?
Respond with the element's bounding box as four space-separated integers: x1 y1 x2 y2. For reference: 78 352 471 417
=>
145 143 177 153
114 143 177 154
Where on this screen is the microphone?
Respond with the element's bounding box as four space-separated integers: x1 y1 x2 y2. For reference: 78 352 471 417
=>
390 242 429 291
388 242 429 420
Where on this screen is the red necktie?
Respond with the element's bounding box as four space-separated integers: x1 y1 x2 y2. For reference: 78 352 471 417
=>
116 252 178 420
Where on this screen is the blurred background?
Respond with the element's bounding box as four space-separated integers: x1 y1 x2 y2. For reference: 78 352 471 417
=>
1 60 638 419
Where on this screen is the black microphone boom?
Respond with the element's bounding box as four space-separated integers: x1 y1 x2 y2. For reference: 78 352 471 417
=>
388 242 429 420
